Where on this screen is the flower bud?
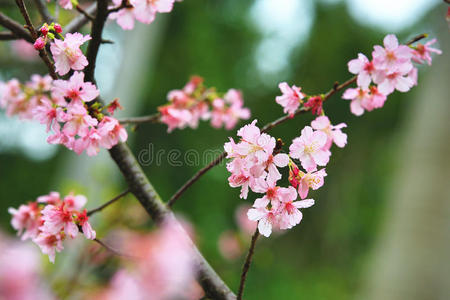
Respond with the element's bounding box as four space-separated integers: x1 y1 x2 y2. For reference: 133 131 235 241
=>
33 37 45 50
54 23 62 33
40 24 49 36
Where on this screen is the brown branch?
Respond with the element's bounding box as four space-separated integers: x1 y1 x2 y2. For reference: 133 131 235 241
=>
0 12 34 43
64 3 97 33
119 113 161 125
76 4 95 21
0 31 17 40
93 238 134 258
87 189 130 216
14 0 58 79
32 0 55 23
84 0 108 83
166 33 428 207
237 229 260 300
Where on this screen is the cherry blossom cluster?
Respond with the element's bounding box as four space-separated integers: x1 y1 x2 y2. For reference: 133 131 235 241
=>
224 117 347 237
109 0 181 30
0 72 127 156
275 34 441 117
159 76 250 132
343 34 441 116
8 191 96 263
95 220 200 300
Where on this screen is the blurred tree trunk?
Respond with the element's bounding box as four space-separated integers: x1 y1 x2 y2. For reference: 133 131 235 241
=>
359 28 450 300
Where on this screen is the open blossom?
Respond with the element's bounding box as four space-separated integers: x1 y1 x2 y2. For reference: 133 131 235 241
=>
211 89 250 129
77 210 96 240
348 53 375 89
62 101 98 137
289 162 326 199
40 204 79 238
311 116 347 150
373 63 416 95
289 126 330 172
58 0 73 10
33 233 64 263
342 87 371 116
412 39 442 65
50 33 91 76
247 186 314 237
109 0 137 30
304 96 323 116
372 34 413 71
52 71 99 103
275 82 304 116
97 116 128 149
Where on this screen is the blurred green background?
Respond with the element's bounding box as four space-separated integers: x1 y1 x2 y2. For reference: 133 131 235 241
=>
1 0 449 299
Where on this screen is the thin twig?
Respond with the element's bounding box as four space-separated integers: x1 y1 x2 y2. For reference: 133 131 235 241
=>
166 33 427 207
87 189 130 216
93 238 134 258
167 152 226 207
14 0 58 79
65 3 97 33
237 229 260 300
0 12 33 43
76 4 95 21
32 0 55 23
119 113 161 125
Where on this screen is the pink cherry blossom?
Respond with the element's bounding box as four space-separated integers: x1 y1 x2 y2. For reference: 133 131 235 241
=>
50 33 91 76
37 191 61 205
210 89 250 130
373 63 415 95
348 53 375 88
40 204 79 238
247 197 278 237
32 98 57 132
235 204 257 235
58 0 73 10
63 193 87 211
218 231 242 260
61 101 98 137
278 197 314 230
73 128 102 156
134 0 176 24
275 82 304 116
33 233 64 263
412 39 442 65
364 85 388 111
97 116 128 149
8 203 41 240
109 0 137 30
52 71 99 103
311 116 347 149
372 34 413 71
289 126 330 172
297 168 327 199
342 87 371 116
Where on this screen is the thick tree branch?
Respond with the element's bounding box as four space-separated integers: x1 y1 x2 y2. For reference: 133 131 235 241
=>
14 0 58 79
84 0 108 83
237 229 260 300
108 142 237 299
0 12 33 43
64 3 97 33
87 189 130 216
0 31 17 40
33 0 54 23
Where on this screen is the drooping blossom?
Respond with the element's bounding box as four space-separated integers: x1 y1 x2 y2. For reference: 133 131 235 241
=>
311 116 347 150
342 87 371 116
50 33 91 76
275 82 304 116
9 192 96 263
373 62 416 95
289 126 330 172
412 39 442 65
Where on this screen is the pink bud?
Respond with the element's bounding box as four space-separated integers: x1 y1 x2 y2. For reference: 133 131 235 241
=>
40 25 49 36
33 37 45 50
54 24 62 33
